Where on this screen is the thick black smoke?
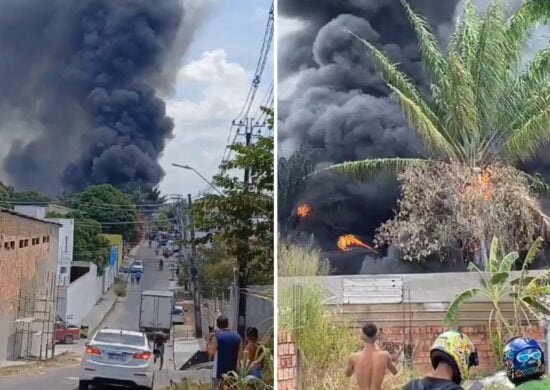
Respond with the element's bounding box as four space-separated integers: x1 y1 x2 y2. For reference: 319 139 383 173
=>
0 0 187 194
279 0 550 274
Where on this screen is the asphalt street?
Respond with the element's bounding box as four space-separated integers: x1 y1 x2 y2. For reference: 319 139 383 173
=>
0 245 174 390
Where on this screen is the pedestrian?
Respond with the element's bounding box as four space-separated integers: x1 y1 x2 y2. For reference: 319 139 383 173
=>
153 330 167 370
135 271 141 285
403 330 478 390
345 322 397 390
208 315 241 390
244 327 264 379
503 336 549 389
130 272 135 285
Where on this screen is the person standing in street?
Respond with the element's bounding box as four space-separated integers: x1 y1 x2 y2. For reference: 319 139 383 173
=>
208 315 242 389
153 330 167 370
345 322 397 390
135 271 141 284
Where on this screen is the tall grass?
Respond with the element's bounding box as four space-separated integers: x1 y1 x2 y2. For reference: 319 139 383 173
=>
278 243 420 389
278 241 329 277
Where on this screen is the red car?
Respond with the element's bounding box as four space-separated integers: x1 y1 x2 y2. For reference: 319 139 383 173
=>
55 318 81 344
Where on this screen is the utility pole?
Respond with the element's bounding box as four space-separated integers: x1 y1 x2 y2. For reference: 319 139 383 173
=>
188 193 203 338
231 117 265 338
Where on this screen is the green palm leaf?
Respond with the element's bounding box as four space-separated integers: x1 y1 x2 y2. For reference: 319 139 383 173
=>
316 158 431 181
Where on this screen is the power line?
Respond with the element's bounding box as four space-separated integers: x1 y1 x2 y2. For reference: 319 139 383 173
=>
217 2 274 177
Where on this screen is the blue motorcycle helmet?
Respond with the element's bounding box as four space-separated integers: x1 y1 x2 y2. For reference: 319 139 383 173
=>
503 336 545 385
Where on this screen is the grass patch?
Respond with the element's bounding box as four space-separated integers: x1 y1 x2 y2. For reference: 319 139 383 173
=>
278 241 329 277
113 278 128 297
279 244 421 389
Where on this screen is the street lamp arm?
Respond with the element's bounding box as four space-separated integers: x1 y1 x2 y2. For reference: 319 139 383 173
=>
171 163 224 196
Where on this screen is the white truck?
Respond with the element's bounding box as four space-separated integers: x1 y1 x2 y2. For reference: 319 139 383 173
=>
139 290 174 338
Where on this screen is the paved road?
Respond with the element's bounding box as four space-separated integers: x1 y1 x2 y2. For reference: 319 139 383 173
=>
0 245 174 390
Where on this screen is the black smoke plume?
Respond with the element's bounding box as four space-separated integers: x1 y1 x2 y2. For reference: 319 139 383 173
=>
0 0 188 194
279 0 550 274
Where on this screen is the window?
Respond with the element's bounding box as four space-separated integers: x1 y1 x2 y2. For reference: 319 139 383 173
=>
33 237 40 245
10 241 14 250
3 242 9 250
24 239 28 247
43 236 50 244
19 240 24 248
60 267 67 274
65 236 68 253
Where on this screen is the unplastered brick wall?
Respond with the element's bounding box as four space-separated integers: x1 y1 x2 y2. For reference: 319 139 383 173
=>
0 211 57 314
278 330 297 390
380 324 544 374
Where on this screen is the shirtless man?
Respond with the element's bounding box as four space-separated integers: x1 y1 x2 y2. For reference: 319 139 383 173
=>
345 322 397 390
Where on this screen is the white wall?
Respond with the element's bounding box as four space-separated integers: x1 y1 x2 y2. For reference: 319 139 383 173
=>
62 262 99 325
13 205 46 219
47 218 74 286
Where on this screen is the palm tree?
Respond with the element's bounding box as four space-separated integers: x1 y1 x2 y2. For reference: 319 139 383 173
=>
444 236 550 365
323 0 550 264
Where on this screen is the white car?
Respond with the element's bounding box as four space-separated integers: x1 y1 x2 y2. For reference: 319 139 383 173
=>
131 260 144 273
79 329 154 390
171 305 185 325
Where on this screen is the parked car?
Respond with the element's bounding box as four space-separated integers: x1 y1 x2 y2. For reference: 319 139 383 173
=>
79 329 154 390
171 305 185 325
55 317 81 344
131 260 144 273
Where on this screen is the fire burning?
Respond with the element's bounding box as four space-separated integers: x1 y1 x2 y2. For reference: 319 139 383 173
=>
337 234 377 253
297 204 312 218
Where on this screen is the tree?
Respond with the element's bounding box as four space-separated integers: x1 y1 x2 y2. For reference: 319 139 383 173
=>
192 107 273 337
278 147 322 234
70 184 139 242
47 211 110 271
324 0 550 265
11 190 52 204
0 181 13 203
444 236 550 365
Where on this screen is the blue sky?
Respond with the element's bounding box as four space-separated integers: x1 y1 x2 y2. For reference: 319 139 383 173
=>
160 0 274 198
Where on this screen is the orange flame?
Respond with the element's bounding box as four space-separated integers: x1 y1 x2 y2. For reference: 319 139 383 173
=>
297 204 311 218
337 234 377 253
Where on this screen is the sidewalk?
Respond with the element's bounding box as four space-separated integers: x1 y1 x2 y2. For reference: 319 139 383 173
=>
81 290 119 337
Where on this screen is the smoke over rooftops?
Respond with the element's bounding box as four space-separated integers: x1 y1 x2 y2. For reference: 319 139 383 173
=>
0 0 206 194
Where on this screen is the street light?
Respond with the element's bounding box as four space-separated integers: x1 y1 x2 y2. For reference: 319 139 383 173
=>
171 163 224 196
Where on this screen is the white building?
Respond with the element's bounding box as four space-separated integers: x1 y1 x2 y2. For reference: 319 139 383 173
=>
13 206 74 286
47 218 74 286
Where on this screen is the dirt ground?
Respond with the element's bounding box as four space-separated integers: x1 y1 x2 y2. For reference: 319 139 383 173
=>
0 352 80 377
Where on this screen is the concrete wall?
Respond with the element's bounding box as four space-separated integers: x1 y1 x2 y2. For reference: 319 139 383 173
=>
224 284 273 338
102 234 123 271
13 205 46 219
279 271 547 305
57 262 98 325
0 210 59 361
47 218 74 286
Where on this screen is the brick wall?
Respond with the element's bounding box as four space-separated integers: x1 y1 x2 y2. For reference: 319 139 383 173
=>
278 330 297 390
381 324 544 374
0 210 59 360
277 324 544 387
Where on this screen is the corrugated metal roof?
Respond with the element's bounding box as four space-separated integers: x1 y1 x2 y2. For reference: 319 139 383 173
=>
0 208 62 227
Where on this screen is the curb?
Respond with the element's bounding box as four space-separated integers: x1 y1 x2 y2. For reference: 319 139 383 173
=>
88 296 119 337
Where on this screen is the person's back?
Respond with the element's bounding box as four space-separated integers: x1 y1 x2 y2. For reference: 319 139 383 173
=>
352 346 392 390
216 329 241 377
346 323 397 390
